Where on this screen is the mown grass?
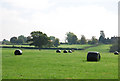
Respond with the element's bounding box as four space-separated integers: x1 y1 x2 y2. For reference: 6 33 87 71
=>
2 44 118 79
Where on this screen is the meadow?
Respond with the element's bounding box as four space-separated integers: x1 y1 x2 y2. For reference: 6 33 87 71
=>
1 44 92 49
58 44 92 49
2 44 118 79
0 45 35 47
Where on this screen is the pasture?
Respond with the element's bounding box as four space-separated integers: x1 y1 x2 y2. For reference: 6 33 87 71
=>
1 44 93 49
2 44 118 79
0 45 35 47
58 44 92 49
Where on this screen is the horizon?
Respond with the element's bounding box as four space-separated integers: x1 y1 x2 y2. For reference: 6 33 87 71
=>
0 0 119 42
0 30 119 43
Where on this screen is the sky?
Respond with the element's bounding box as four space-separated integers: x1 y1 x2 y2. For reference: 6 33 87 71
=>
0 0 119 42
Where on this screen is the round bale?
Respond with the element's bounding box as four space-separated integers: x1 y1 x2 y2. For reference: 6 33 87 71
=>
114 51 119 55
68 50 72 53
56 49 61 53
14 49 22 55
87 52 100 61
63 50 68 53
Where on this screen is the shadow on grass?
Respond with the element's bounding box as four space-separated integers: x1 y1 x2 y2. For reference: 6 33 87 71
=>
82 60 100 62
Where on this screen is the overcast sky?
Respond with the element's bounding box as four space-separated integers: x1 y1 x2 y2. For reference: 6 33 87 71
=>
0 0 119 42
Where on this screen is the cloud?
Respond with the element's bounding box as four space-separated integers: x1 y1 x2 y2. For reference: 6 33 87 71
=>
1 7 31 40
31 5 117 40
0 0 118 41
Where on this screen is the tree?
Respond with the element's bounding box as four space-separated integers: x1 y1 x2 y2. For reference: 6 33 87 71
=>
88 40 92 44
49 36 55 42
54 38 60 47
99 30 105 43
91 36 98 44
46 40 53 48
48 36 55 47
27 31 49 49
99 36 105 43
100 30 105 38
66 32 78 44
80 35 87 44
110 43 118 52
10 37 17 44
111 36 118 44
71 35 78 44
49 36 60 47
27 36 32 43
77 39 81 44
18 35 27 43
2 39 11 45
17 38 24 44
110 37 120 52
104 37 111 44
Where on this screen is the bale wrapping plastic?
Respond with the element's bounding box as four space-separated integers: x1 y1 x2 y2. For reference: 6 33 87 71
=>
114 51 119 55
63 50 68 53
87 52 100 61
56 50 61 53
68 50 72 53
14 49 22 55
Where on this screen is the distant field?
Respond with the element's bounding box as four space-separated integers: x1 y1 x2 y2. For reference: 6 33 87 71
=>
58 44 93 48
2 44 118 79
0 45 35 47
1 44 93 49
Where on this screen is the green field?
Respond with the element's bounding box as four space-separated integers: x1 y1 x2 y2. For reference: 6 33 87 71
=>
2 44 118 79
0 45 35 47
1 44 92 49
58 44 92 48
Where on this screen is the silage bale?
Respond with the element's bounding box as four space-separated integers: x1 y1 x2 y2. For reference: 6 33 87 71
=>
114 51 119 55
56 49 61 53
68 50 72 53
14 49 22 55
87 52 100 61
63 50 68 53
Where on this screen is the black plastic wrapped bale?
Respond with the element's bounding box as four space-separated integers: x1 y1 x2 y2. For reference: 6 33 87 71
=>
14 49 22 55
56 50 61 53
87 52 100 61
68 50 72 53
114 51 119 55
63 50 68 53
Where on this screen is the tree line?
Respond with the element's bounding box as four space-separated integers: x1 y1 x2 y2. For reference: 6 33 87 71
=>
110 37 120 52
2 31 60 48
65 31 117 45
2 30 119 52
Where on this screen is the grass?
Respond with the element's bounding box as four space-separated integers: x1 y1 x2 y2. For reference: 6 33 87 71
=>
58 44 93 48
1 44 93 49
2 44 118 79
0 45 35 47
